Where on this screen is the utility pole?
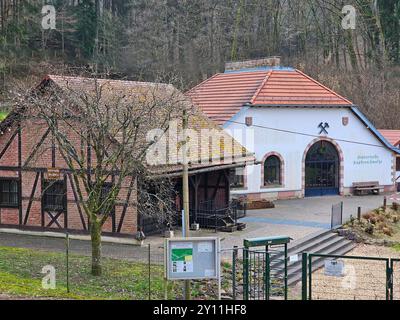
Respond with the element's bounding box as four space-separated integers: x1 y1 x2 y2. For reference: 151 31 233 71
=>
182 109 191 300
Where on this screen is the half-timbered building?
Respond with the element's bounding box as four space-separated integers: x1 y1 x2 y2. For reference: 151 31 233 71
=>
0 75 254 237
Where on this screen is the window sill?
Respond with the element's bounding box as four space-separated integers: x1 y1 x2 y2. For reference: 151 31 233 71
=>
260 185 284 190
231 187 248 191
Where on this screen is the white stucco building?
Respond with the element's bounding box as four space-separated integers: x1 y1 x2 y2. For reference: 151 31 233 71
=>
187 59 400 200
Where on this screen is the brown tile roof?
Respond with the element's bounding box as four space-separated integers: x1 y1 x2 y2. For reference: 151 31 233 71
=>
46 74 176 97
3 75 255 173
378 130 400 147
186 68 353 125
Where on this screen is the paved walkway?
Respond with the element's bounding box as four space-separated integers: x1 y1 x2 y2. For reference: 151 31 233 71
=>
145 194 392 251
243 194 389 228
0 194 392 261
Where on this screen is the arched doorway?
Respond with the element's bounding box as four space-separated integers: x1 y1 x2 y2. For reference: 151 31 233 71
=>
305 140 340 197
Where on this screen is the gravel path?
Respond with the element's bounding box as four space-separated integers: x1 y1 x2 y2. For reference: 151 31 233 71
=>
310 244 400 300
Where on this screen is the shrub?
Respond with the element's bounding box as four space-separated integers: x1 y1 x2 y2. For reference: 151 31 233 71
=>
348 215 356 226
377 215 386 223
376 222 385 230
365 224 374 235
383 227 393 236
369 216 378 225
362 213 371 220
393 215 399 224
392 202 399 211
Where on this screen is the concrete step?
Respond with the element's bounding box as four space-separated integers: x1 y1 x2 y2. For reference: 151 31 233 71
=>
264 230 356 286
270 234 346 271
269 232 340 267
288 229 335 252
287 241 356 285
292 239 353 270
285 238 355 275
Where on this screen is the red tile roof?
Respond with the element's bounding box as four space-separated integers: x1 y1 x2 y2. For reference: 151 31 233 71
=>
186 68 353 125
187 71 268 125
378 130 400 147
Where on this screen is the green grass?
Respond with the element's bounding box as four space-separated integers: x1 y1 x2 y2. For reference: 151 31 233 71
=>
0 246 175 300
392 243 400 252
0 112 8 121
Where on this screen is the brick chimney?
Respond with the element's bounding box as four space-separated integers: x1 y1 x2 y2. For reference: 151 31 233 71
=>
225 56 281 72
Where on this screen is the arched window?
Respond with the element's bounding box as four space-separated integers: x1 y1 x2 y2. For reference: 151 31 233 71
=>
264 155 281 186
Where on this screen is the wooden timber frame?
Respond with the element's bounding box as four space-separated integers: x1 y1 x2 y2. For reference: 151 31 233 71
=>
0 118 243 237
139 166 235 235
0 118 135 237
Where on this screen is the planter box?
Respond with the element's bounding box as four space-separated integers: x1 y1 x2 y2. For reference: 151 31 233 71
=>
245 200 275 210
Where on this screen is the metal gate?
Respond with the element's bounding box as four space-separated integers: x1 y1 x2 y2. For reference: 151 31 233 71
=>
243 236 290 300
391 258 400 300
305 141 340 197
243 248 270 300
302 253 393 300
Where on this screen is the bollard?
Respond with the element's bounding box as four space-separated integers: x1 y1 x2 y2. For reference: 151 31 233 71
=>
357 207 361 221
384 197 387 209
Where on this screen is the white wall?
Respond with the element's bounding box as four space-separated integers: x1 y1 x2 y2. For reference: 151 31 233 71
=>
225 107 395 196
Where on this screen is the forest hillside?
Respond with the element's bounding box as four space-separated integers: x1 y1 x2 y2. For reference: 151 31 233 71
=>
0 0 399 128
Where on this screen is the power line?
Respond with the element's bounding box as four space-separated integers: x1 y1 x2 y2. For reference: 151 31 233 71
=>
218 118 393 150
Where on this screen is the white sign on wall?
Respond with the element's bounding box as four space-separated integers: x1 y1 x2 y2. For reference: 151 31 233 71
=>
353 155 383 166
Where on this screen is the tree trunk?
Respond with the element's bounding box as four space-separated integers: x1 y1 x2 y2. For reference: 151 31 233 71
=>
90 219 102 276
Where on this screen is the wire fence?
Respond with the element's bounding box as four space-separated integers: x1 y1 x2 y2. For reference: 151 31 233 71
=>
308 254 389 300
220 247 243 300
0 233 231 300
66 238 209 300
0 233 168 300
2 232 400 300
392 259 400 300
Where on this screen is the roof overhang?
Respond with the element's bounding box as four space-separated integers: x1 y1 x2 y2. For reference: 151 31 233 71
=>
350 106 400 155
250 104 354 108
150 158 255 179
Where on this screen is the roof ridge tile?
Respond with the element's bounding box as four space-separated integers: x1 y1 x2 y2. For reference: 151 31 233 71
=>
250 71 272 104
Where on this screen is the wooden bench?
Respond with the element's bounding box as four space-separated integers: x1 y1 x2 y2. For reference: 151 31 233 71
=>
353 181 381 196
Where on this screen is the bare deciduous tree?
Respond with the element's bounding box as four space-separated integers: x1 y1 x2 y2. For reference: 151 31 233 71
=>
10 75 188 275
